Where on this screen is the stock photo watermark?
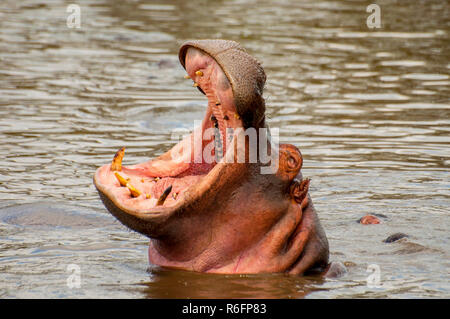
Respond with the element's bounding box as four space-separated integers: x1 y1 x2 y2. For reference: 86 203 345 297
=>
366 264 382 288
366 4 381 29
66 4 81 29
66 264 81 289
169 122 280 174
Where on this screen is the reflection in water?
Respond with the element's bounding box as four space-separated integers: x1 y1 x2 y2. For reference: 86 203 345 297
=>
141 267 323 299
0 0 448 298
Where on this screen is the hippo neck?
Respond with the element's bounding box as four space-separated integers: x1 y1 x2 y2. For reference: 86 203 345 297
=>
148 190 323 274
147 168 291 272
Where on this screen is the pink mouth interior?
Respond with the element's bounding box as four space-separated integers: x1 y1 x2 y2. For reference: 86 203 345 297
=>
95 47 242 210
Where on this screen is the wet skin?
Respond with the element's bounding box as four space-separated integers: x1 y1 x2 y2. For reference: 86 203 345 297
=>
94 40 330 275
359 215 381 225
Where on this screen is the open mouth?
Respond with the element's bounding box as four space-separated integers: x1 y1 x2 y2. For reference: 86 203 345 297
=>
93 46 244 212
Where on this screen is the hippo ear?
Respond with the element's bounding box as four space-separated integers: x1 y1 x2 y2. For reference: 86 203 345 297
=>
277 144 304 182
289 178 310 206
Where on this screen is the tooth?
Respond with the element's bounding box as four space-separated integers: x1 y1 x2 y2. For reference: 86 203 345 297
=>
172 192 178 200
111 147 125 171
234 113 240 120
126 183 141 198
153 177 160 182
195 70 203 76
193 83 199 87
157 185 172 206
184 75 191 79
114 172 128 187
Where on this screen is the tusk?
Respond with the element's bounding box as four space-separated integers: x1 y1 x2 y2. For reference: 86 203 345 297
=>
184 75 191 79
111 147 125 171
126 183 141 198
114 172 128 187
157 185 172 206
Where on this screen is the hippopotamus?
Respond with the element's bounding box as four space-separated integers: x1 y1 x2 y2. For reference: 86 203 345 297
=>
93 39 331 275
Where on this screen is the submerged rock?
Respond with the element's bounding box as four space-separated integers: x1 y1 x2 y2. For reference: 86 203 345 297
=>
383 233 409 243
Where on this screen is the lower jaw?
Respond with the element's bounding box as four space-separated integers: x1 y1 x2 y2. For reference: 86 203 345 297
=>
98 112 236 210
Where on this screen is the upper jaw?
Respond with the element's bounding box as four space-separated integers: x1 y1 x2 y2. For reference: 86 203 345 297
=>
184 46 243 158
179 39 267 129
93 39 268 237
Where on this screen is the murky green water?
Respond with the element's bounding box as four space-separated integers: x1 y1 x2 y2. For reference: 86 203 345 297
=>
0 0 449 298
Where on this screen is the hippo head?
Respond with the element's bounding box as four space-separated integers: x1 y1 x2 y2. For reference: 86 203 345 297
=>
93 40 329 275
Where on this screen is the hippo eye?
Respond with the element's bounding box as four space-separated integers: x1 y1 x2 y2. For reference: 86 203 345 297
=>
287 155 298 169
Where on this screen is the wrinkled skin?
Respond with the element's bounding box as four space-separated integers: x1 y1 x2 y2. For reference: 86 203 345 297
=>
94 40 331 275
